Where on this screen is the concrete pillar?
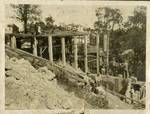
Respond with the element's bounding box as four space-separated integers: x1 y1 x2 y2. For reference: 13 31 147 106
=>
103 34 108 52
11 35 16 48
106 33 109 76
39 47 43 57
33 36 37 56
74 36 78 69
96 33 100 75
84 35 88 73
61 37 66 65
48 35 53 62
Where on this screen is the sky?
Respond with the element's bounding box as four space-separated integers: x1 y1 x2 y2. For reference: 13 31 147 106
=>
5 5 137 30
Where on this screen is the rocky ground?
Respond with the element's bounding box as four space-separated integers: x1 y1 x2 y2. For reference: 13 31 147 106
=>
5 54 140 110
5 55 93 109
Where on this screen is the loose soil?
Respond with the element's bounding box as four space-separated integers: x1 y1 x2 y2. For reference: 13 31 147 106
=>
5 55 92 109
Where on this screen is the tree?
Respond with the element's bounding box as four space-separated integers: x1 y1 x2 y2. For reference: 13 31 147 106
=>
45 15 54 25
109 6 146 81
124 6 146 63
94 6 146 81
125 6 146 30
94 7 123 33
11 4 41 33
94 7 123 74
45 15 55 33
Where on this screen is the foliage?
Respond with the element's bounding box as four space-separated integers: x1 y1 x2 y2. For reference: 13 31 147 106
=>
45 15 55 33
125 6 146 30
10 5 146 81
106 6 146 80
94 7 123 33
11 4 41 33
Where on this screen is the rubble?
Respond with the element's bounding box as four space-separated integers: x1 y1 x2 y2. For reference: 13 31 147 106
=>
5 55 91 109
57 61 90 83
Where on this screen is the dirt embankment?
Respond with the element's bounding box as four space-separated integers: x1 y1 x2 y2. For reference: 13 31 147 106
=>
5 55 92 109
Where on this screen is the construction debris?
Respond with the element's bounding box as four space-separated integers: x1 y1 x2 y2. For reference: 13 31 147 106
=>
5 55 93 109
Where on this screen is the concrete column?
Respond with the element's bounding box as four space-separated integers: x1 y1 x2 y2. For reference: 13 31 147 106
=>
103 34 108 52
96 33 100 75
48 35 53 62
106 33 109 76
61 37 66 65
84 35 88 73
39 47 43 57
11 35 16 48
33 36 37 56
74 36 78 69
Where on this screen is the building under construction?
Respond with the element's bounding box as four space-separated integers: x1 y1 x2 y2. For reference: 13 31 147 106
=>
5 24 145 109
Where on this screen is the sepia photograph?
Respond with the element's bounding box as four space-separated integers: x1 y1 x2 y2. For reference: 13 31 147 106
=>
5 4 146 110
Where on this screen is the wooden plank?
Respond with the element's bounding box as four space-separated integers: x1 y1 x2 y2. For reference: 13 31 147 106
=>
5 31 88 38
51 31 88 37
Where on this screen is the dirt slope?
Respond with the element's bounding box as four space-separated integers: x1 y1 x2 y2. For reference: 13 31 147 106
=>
5 55 92 109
